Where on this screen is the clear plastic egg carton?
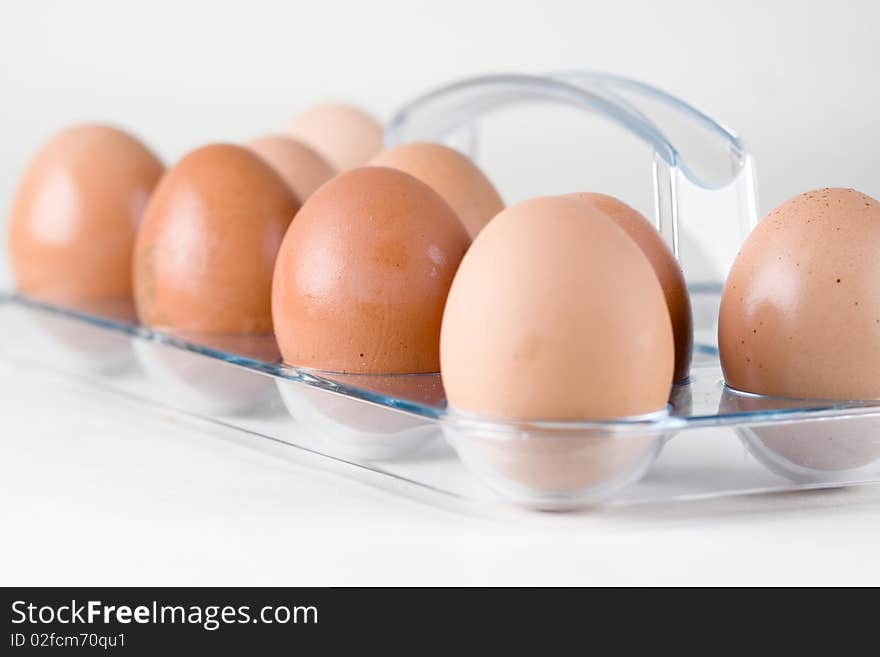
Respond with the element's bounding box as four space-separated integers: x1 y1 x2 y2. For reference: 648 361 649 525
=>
4 71 880 511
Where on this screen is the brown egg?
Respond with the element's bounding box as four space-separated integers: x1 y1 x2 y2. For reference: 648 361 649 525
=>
285 103 383 171
272 166 470 373
133 144 299 335
441 195 674 421
9 124 163 306
566 193 693 382
720 188 880 399
719 188 880 478
440 195 672 496
247 135 336 202
369 142 503 238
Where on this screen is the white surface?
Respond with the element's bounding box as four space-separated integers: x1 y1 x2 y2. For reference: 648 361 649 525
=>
4 0 880 585
3 361 880 586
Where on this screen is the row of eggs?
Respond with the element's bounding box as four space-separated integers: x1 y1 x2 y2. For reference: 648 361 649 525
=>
8 102 880 430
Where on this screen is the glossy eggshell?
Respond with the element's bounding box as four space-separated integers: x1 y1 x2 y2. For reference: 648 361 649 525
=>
369 142 503 238
271 166 470 374
247 135 336 203
566 193 693 382
441 195 675 421
719 188 880 399
9 124 163 304
285 103 383 172
133 144 300 335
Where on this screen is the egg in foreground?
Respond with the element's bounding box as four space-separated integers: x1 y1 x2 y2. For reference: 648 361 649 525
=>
441 195 674 421
440 195 673 495
720 187 880 476
720 188 880 400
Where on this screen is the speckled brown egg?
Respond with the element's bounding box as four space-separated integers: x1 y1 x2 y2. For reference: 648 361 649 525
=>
271 166 470 373
247 135 336 203
441 195 674 421
8 124 163 305
285 103 383 172
133 144 299 335
566 193 693 382
720 188 880 399
369 142 503 238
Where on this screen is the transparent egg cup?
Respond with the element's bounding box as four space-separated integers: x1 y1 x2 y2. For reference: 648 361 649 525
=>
4 71 880 511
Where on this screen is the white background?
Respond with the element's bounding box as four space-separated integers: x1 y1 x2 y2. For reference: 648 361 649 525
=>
3 0 880 585
3 0 880 277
